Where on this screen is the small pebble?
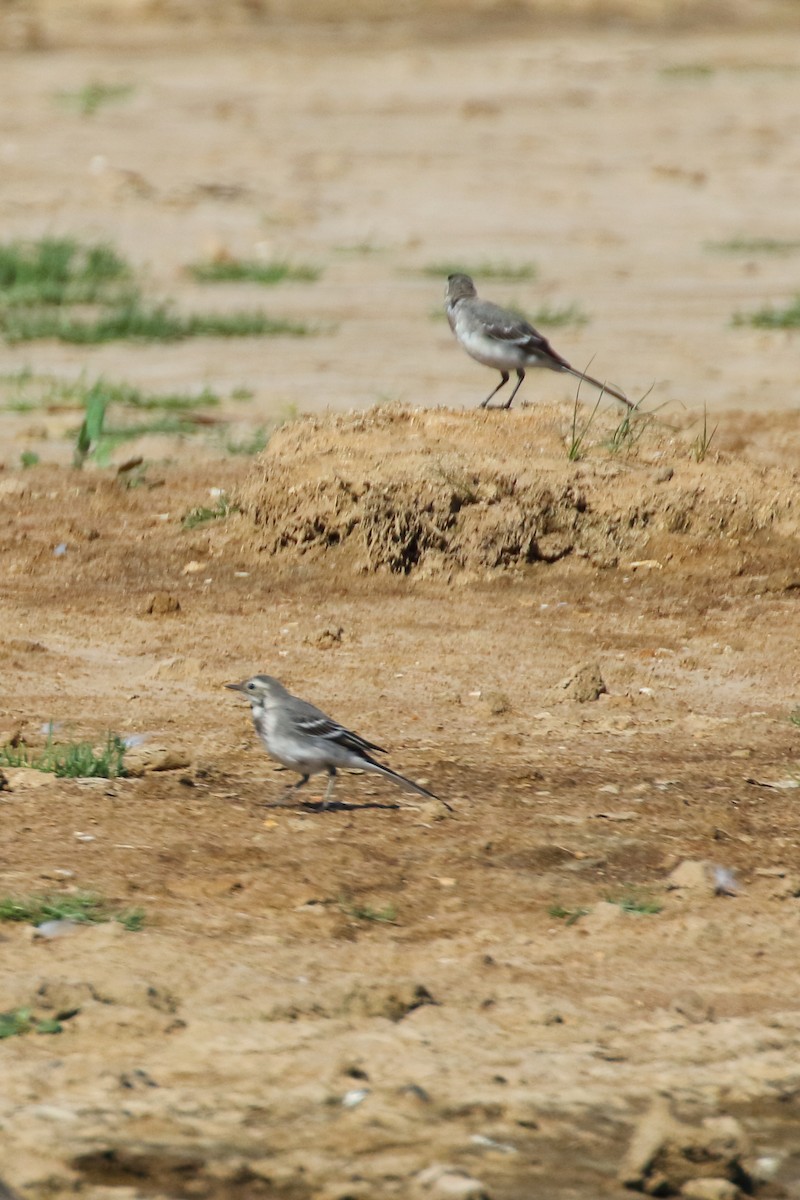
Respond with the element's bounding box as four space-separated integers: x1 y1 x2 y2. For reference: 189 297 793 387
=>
34 919 79 939
713 866 739 897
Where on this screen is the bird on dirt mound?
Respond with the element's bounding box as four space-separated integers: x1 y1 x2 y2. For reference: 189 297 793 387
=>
226 674 451 811
444 272 633 411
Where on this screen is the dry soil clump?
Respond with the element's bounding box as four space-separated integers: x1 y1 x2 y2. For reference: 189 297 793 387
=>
239 405 799 577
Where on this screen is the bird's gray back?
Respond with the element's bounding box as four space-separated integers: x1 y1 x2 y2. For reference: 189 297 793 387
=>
459 297 538 343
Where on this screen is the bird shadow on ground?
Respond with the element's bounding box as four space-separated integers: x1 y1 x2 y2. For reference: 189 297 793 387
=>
262 797 402 813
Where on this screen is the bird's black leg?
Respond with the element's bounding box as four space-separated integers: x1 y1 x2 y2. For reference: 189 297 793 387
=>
322 767 338 809
286 774 310 795
479 371 510 409
501 369 525 409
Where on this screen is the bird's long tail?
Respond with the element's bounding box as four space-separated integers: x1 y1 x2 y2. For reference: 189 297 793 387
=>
370 760 453 812
565 367 634 410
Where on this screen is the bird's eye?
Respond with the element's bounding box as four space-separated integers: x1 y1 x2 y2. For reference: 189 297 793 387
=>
247 681 256 691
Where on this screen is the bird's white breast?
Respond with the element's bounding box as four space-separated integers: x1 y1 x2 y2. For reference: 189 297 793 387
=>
252 702 326 772
452 308 527 371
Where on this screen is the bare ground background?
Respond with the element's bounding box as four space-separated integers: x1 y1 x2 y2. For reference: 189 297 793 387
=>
0 6 799 1199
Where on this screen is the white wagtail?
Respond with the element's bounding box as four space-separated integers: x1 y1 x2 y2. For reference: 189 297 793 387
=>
445 273 633 410
226 675 451 810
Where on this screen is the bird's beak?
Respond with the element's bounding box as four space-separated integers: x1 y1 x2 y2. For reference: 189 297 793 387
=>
225 681 249 694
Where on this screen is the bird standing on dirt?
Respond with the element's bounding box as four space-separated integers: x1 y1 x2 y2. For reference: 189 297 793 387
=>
445 273 633 411
226 674 450 810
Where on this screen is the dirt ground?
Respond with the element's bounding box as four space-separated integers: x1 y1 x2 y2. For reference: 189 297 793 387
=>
1 10 800 1200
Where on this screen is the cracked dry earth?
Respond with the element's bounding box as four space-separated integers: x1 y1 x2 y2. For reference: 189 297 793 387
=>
1 403 800 1200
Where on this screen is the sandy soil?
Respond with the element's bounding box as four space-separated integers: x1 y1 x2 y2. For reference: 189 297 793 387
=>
0 13 799 1200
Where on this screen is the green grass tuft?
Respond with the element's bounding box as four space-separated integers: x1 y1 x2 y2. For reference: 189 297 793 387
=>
659 64 714 79
0 733 128 778
70 379 228 467
429 301 587 327
73 381 110 466
55 81 135 116
182 493 238 528
523 303 588 328
548 904 589 926
0 237 319 344
19 450 39 468
567 392 602 462
0 298 315 344
690 404 718 463
81 379 222 412
2 369 265 468
0 370 226 414
223 427 269 456
733 297 800 330
117 908 146 932
0 891 144 931
0 237 130 308
606 890 663 915
604 386 659 454
706 237 800 255
189 259 321 285
422 260 537 282
0 1007 62 1038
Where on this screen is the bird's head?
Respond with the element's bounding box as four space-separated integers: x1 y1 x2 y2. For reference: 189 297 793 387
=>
225 674 287 707
445 273 477 305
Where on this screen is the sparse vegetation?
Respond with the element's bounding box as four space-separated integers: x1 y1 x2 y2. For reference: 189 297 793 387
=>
733 297 800 330
223 427 269 456
421 260 537 282
333 241 385 256
189 258 321 285
551 891 661 921
0 370 227 415
117 909 146 932
0 238 130 308
430 301 586 327
605 387 658 454
0 733 128 778
71 389 202 466
1 370 268 468
549 904 589 926
90 381 222 412
55 81 135 116
567 391 602 462
222 400 299 455
182 493 238 528
659 64 714 79
524 302 588 329
339 898 398 924
1 298 313 345
73 381 110 466
0 237 318 344
606 890 663 915
0 892 144 931
706 237 800 255
0 1008 62 1039
19 450 39 468
691 404 718 463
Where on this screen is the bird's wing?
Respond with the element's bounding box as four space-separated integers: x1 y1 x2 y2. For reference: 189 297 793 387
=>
289 699 386 755
473 300 571 366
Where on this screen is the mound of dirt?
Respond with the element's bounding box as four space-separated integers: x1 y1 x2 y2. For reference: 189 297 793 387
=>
237 406 800 577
